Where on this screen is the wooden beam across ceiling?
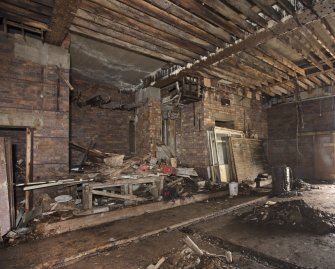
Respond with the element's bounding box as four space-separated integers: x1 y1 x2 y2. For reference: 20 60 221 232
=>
189 0 335 70
79 0 206 56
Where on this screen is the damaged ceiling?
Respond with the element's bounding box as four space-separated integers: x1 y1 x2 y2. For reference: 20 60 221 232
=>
0 0 335 95
70 34 166 90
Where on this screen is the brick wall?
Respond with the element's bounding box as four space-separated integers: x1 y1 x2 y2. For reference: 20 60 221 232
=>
176 101 208 176
175 89 268 179
203 91 268 139
70 80 135 165
268 97 335 181
136 99 161 155
0 33 70 180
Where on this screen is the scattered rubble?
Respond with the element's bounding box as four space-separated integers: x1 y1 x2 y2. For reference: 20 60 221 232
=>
149 236 236 269
240 199 335 234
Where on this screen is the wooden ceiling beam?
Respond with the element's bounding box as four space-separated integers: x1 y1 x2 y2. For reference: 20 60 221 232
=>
223 57 275 85
248 48 297 77
224 0 268 28
144 0 233 43
216 61 269 86
276 0 296 16
200 0 255 33
0 1 50 24
0 10 49 30
326 72 335 81
167 0 244 39
308 76 323 87
307 21 335 59
75 9 199 60
260 67 335 93
318 73 332 84
174 0 334 71
2 0 53 17
69 25 186 65
208 66 260 89
296 28 334 68
239 52 289 81
113 0 227 48
71 18 191 63
90 0 217 51
45 0 80 45
249 0 282 22
279 33 324 71
31 0 54 8
259 43 306 76
80 1 206 56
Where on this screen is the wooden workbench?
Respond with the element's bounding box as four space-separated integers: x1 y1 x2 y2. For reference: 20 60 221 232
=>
82 176 164 210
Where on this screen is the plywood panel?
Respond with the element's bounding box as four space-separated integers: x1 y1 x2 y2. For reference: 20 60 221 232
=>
0 137 11 236
314 134 335 180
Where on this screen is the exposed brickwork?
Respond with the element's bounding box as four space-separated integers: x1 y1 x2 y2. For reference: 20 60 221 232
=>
0 33 70 180
176 101 207 176
268 97 335 181
70 80 134 165
203 91 268 139
175 90 268 179
136 99 161 155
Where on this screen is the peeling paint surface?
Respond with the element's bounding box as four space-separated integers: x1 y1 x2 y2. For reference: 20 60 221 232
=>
70 34 166 90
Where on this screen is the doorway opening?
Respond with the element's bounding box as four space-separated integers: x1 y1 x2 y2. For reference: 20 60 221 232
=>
0 126 33 228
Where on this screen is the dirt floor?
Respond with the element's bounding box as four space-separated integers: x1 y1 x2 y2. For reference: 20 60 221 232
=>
0 194 260 269
1 185 335 269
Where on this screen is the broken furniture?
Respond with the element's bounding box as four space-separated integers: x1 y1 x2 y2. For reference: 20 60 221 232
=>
82 176 164 210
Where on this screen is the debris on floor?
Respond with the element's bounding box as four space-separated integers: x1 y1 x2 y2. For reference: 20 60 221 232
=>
240 199 335 234
150 236 236 269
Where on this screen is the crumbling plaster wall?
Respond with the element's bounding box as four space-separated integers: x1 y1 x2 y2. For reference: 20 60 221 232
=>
268 95 335 181
70 79 135 165
0 33 70 179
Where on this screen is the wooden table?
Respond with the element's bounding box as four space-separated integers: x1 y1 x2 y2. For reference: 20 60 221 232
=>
82 176 164 210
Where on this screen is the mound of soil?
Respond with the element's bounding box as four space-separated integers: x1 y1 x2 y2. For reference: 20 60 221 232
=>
240 200 335 234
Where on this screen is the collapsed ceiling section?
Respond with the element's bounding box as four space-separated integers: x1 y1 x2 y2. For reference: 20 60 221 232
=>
0 0 335 95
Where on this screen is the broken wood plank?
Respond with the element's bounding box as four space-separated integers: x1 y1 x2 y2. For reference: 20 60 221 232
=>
0 137 12 236
91 190 146 202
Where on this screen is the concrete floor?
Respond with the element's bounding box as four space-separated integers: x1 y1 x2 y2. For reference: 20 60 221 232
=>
1 186 335 269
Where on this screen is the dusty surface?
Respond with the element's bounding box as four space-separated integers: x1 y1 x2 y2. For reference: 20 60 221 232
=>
2 186 335 269
0 195 258 269
190 185 335 269
65 231 278 269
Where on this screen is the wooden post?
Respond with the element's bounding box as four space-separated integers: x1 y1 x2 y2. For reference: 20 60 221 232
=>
25 128 33 211
82 184 93 210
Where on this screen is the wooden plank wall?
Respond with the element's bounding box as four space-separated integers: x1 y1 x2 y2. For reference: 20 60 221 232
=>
231 138 268 182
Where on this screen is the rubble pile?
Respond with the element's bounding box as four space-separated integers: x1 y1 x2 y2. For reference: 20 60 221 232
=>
241 200 335 234
293 178 320 191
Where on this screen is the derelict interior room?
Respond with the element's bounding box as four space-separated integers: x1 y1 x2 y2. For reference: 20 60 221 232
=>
1 0 335 268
